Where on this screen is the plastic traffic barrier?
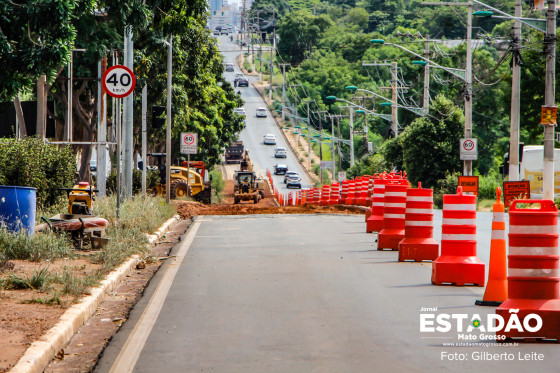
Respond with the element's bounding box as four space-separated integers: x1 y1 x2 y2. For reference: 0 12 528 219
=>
496 199 560 341
340 181 349 205
377 183 408 250
476 187 507 306
432 187 485 286
345 180 356 205
320 185 331 206
329 182 340 205
398 183 439 262
366 177 389 233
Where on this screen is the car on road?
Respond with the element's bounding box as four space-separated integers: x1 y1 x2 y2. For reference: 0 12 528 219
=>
213 30 220 36
256 107 268 118
263 134 276 145
233 107 246 117
274 164 288 175
220 29 229 35
225 63 234 72
237 77 249 87
274 147 287 158
286 174 302 189
234 73 245 85
284 171 299 183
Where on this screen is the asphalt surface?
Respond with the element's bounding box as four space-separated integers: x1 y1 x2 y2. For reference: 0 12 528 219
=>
218 35 313 190
95 212 559 373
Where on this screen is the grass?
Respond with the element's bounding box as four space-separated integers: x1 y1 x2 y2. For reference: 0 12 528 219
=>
0 194 177 303
21 296 62 306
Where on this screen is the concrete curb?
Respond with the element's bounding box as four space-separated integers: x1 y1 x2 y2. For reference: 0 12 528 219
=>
10 214 181 373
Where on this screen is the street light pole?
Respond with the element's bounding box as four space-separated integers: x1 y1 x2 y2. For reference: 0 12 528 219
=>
391 61 399 137
509 0 522 181
543 0 556 199
423 37 431 114
464 2 473 177
349 107 355 167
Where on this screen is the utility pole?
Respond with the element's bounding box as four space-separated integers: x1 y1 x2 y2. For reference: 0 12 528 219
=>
543 0 556 199
280 63 290 119
508 0 522 181
305 100 312 170
423 36 431 114
328 114 337 180
349 108 355 166
424 1 473 176
390 61 399 137
269 12 275 100
166 35 173 204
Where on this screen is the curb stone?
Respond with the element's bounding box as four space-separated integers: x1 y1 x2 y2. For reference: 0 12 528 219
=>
10 214 181 373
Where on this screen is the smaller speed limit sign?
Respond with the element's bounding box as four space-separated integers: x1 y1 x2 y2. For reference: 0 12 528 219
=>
102 65 136 98
460 138 478 160
181 132 198 154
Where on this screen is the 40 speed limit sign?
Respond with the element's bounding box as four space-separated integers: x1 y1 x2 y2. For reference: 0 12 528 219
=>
102 65 136 98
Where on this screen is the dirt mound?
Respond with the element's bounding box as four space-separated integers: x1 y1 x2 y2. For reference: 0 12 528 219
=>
177 201 365 220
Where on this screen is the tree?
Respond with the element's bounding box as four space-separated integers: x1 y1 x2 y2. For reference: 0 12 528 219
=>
396 95 464 188
0 0 78 102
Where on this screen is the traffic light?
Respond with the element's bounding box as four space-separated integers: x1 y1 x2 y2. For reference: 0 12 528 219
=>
152 106 165 128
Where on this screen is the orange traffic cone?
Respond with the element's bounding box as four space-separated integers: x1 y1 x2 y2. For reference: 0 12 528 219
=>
475 187 507 306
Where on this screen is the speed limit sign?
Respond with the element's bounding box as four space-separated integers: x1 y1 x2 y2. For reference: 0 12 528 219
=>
460 138 478 160
102 65 136 98
181 132 198 154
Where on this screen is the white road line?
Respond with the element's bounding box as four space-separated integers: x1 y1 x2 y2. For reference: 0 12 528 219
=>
108 218 202 373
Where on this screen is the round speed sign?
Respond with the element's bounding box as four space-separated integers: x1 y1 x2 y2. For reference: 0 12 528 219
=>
102 65 136 98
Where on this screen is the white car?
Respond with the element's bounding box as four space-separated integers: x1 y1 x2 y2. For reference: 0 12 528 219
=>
234 107 246 117
256 107 268 118
274 147 287 158
286 174 302 189
263 134 276 145
225 63 234 72
284 171 299 183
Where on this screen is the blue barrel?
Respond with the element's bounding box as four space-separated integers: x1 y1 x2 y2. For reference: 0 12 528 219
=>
0 186 37 235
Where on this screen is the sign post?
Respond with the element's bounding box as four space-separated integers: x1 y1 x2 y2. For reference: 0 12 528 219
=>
460 138 478 162
458 175 479 196
102 65 136 217
180 133 198 196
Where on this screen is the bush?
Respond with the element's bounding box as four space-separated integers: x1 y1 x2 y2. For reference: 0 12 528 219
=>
477 170 501 200
433 172 460 208
210 168 225 203
0 137 76 208
106 169 159 195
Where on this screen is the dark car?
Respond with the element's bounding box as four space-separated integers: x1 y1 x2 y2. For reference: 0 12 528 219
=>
274 164 288 175
237 78 249 87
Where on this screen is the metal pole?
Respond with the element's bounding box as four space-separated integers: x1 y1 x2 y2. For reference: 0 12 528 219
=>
331 115 336 180
306 101 311 170
337 116 342 172
391 61 398 137
65 53 73 142
37 75 46 139
97 57 108 198
543 0 556 199
269 15 275 100
349 108 355 166
141 83 147 199
116 97 121 217
508 0 522 181
166 35 173 204
123 28 134 197
464 2 473 176
423 37 431 114
281 64 287 120
319 113 323 184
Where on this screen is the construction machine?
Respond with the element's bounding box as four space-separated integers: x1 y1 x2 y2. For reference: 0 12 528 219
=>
234 171 262 204
149 153 212 204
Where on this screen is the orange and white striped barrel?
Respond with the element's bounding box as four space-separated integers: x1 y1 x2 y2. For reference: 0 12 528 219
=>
377 183 408 250
365 178 375 219
313 188 321 205
366 177 389 233
398 183 439 261
340 181 349 204
320 185 331 206
432 187 485 286
355 177 368 206
345 180 356 205
329 182 340 205
496 199 560 340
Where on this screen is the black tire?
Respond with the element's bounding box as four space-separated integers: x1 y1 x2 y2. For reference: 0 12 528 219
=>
234 197 240 204
170 179 189 199
253 195 259 204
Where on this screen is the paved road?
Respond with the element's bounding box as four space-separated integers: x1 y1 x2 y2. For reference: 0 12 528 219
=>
95 212 559 373
218 35 313 189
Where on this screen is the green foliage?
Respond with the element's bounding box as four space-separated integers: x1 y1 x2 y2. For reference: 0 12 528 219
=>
0 0 78 101
0 137 76 208
396 95 464 188
106 169 159 195
476 170 502 201
433 172 460 209
210 168 226 203
347 153 387 179
0 226 73 262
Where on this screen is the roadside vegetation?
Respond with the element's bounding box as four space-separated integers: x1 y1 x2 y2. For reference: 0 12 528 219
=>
0 195 175 305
